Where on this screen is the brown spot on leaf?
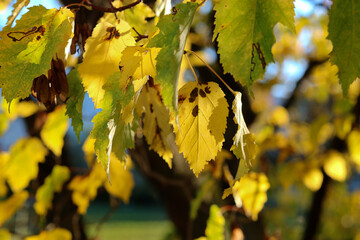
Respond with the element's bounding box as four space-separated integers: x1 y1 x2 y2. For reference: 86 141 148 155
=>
179 95 186 104
189 87 198 103
205 86 211 94
192 105 199 117
199 89 206 98
104 27 120 40
150 104 154 113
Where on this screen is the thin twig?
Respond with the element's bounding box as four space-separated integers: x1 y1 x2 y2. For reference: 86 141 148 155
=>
185 50 237 95
185 53 199 82
132 27 148 42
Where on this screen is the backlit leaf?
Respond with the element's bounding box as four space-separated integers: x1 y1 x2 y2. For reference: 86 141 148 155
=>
213 0 295 87
91 72 135 172
323 151 347 182
230 92 257 180
25 228 71 240
34 165 70 215
0 191 28 226
204 205 225 240
0 229 10 240
40 106 69 156
0 153 9 197
328 0 360 95
4 138 47 192
302 168 323 192
0 6 73 102
174 81 228 176
104 156 134 202
6 0 30 27
66 67 85 141
137 83 173 167
226 172 270 221
148 2 198 110
348 130 360 167
68 163 106 214
78 16 135 107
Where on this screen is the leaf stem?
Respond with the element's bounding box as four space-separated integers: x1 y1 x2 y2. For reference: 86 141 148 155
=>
185 50 236 96
185 53 199 82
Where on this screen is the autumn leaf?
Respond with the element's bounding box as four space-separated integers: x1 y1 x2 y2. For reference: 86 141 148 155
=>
78 16 135 107
0 153 9 197
0 191 28 226
104 156 134 202
231 92 257 181
213 0 295 87
148 2 198 111
224 172 270 221
0 229 10 240
328 0 360 95
25 228 71 240
302 168 323 192
0 6 73 102
40 106 69 156
91 73 135 172
137 83 173 167
203 205 225 240
34 165 70 215
323 151 347 182
174 81 228 176
66 67 85 141
68 163 106 214
4 138 47 192
6 0 30 27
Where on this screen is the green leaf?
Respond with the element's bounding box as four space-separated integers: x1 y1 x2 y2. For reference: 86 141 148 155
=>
148 2 198 111
34 165 70 215
0 6 74 102
205 205 225 240
328 0 360 95
91 72 135 171
213 0 295 87
66 67 85 142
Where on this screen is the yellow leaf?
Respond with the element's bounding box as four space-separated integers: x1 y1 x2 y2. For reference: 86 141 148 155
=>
0 191 28 226
347 130 360 167
25 228 71 240
0 153 9 197
2 99 40 121
68 164 106 214
137 83 173 167
0 0 11 10
268 106 289 126
0 229 10 240
229 172 270 221
230 92 257 180
302 168 323 191
323 151 347 182
40 106 68 156
82 137 96 167
78 17 135 107
104 156 134 202
120 46 160 90
4 138 47 192
174 81 228 176
34 165 70 215
204 205 225 240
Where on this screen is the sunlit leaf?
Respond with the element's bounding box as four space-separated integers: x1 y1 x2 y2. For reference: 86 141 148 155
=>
6 0 30 27
174 81 228 176
302 168 323 192
104 156 134 202
230 92 257 180
0 0 11 11
2 99 39 120
347 130 360 167
225 172 270 221
269 106 289 126
4 138 47 192
137 83 173 167
40 106 69 156
25 228 71 240
204 205 225 240
34 165 70 215
0 6 73 102
78 16 135 107
68 164 106 214
213 0 295 87
0 191 28 226
82 137 96 167
148 2 198 110
323 151 347 182
328 0 360 95
66 67 85 142
0 153 9 197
